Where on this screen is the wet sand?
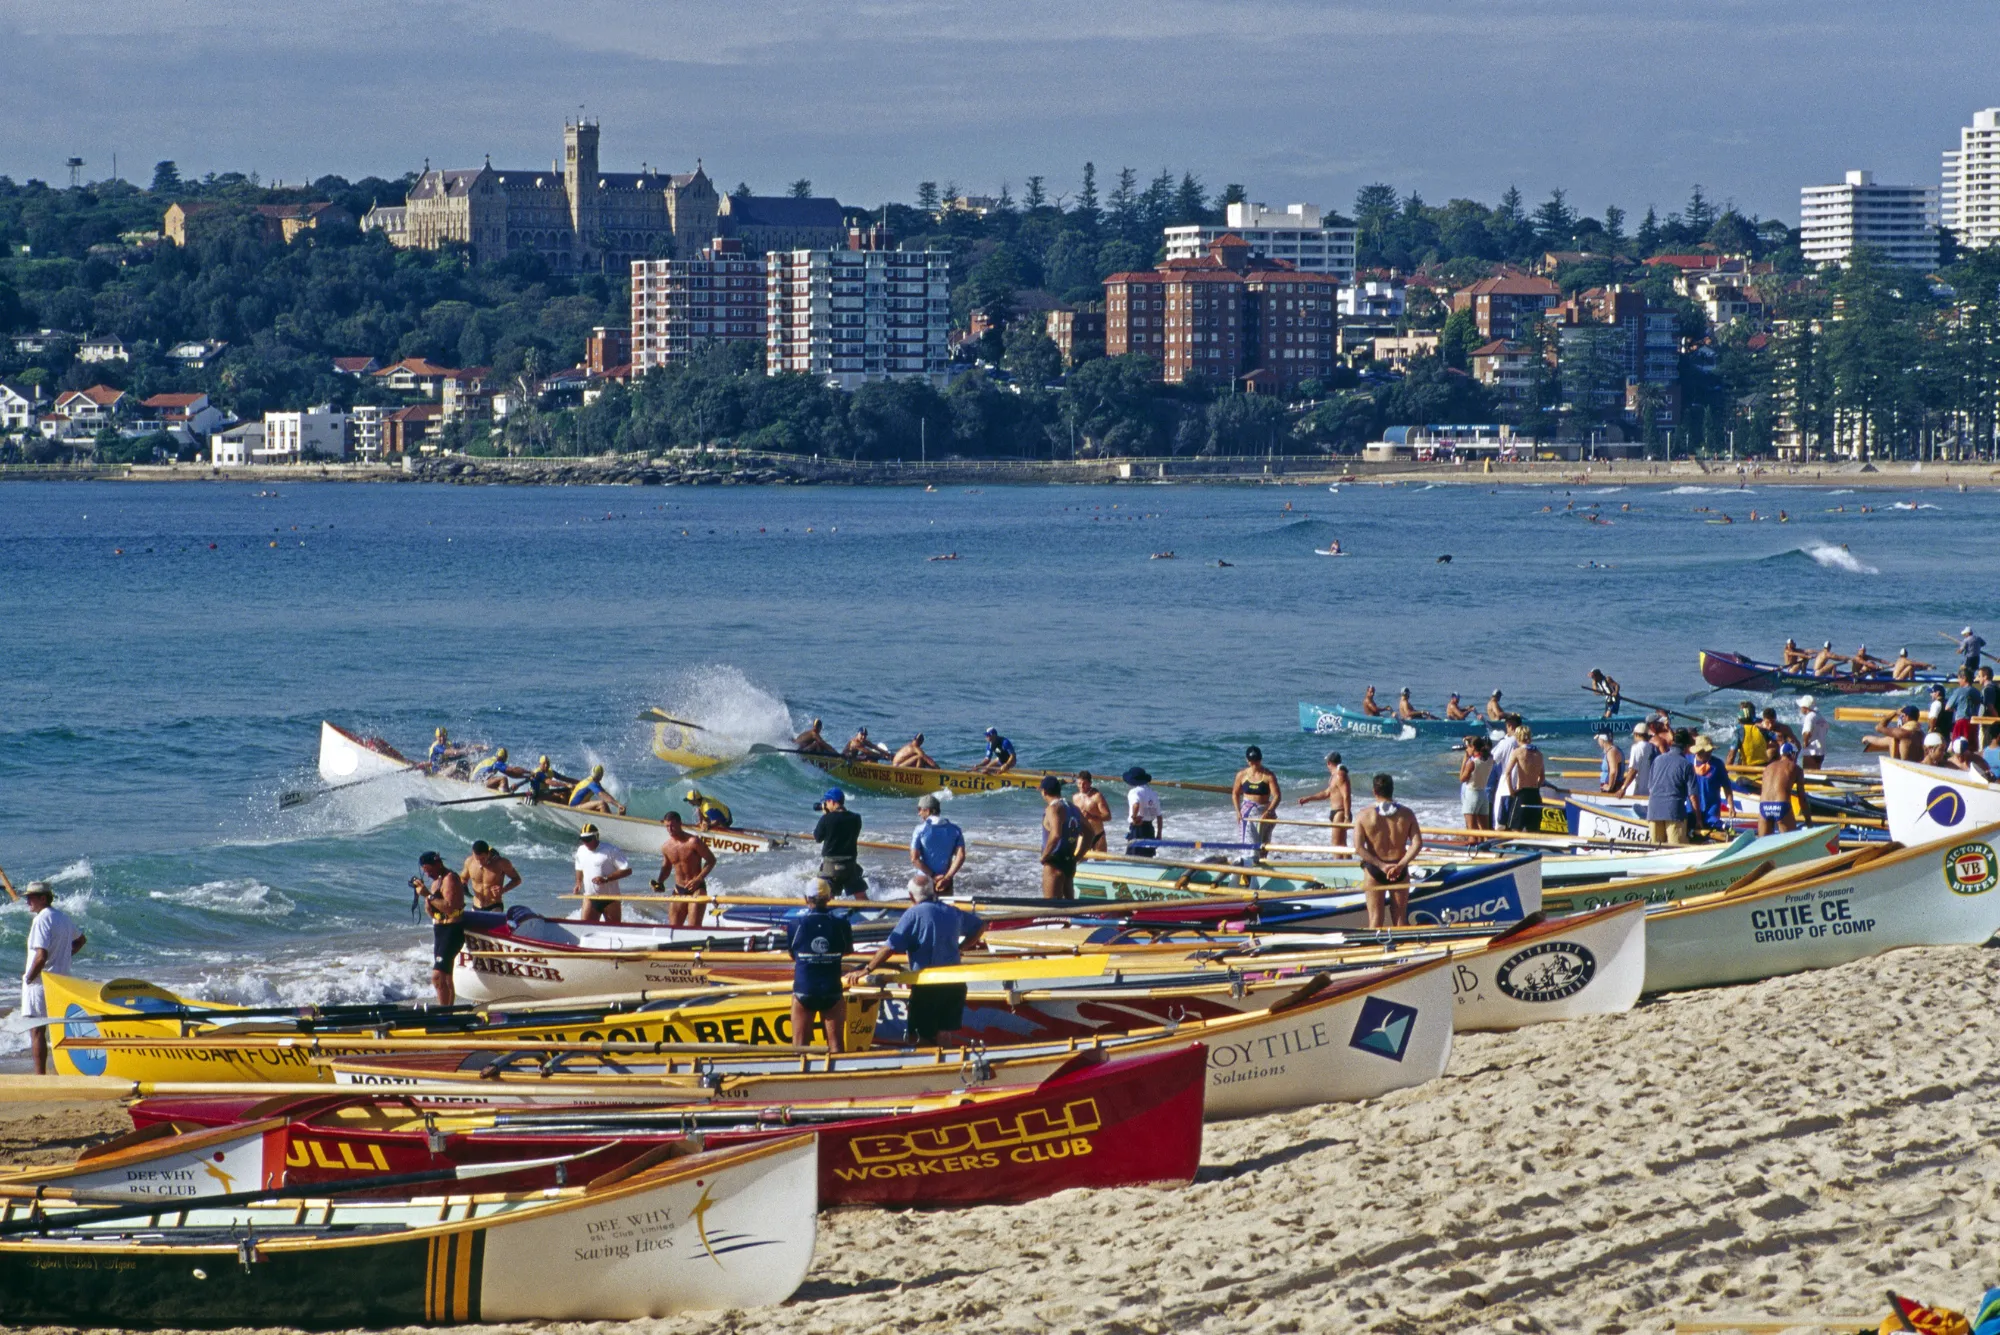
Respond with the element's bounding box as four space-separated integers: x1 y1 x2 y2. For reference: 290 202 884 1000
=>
8 944 1996 1333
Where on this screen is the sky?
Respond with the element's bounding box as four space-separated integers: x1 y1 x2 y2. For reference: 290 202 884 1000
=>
1 0 1993 225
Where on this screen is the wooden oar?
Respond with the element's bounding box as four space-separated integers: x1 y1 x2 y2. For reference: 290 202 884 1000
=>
405 791 529 809
279 761 419 810
0 863 17 902
1580 687 1705 723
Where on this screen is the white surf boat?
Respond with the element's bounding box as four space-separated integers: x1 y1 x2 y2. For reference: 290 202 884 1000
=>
337 957 1459 1121
1643 825 2000 992
315 723 781 854
1879 754 2000 849
454 909 789 1005
0 1134 817 1325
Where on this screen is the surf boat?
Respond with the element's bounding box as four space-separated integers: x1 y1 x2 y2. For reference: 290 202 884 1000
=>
111 1046 1206 1209
0 1135 816 1327
1299 702 1621 741
1879 754 2000 850
326 958 1458 1122
40 973 876 1085
314 722 783 855
1696 650 1943 696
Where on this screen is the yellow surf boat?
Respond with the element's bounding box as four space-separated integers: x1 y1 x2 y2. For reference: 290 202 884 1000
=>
41 974 874 1084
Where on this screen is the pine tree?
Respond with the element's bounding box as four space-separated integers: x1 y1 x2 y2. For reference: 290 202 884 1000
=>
1220 183 1246 207
1533 189 1577 246
1023 176 1047 210
1496 186 1525 225
1636 206 1661 256
1602 205 1627 249
916 181 940 214
996 182 1015 215
1172 171 1207 225
1684 185 1718 235
150 160 181 194
787 178 812 198
1076 163 1100 230
1108 167 1140 238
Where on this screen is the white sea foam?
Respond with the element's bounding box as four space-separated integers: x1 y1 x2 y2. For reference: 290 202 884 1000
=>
1800 541 1879 575
149 878 295 918
192 943 430 1008
1669 485 1744 495
1827 489 1855 496
1582 487 1627 495
645 666 794 761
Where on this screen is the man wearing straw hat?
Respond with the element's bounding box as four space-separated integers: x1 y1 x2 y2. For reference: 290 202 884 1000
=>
20 881 85 1075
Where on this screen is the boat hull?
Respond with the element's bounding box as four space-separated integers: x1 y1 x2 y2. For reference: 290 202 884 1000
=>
1298 702 1619 740
454 911 790 1005
1879 755 2000 849
1643 827 2000 992
1543 826 1842 912
793 753 1058 798
0 1136 818 1327
1696 650 1939 695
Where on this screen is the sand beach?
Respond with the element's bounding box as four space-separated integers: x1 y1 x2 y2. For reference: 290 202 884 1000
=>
9 944 1994 1334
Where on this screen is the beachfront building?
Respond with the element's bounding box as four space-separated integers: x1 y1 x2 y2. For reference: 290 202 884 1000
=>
631 239 768 372
262 406 348 461
362 118 719 272
763 228 951 390
1164 202 1358 282
1800 170 1939 269
1943 108 2000 250
1452 275 1561 341
1105 235 1338 391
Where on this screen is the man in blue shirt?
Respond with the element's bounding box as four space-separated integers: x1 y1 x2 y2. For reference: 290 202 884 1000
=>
1646 728 1697 845
1960 626 1987 674
785 883 855 1052
970 727 1017 774
846 875 984 1045
908 795 967 894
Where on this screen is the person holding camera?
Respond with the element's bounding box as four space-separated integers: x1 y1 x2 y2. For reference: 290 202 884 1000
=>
412 852 466 1006
812 788 868 900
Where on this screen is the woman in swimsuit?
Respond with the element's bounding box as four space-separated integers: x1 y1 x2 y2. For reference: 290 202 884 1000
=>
1232 746 1282 861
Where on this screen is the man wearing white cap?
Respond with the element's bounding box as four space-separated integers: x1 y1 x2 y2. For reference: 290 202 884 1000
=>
573 824 633 924
1959 627 1987 675
1797 696 1829 772
20 882 85 1075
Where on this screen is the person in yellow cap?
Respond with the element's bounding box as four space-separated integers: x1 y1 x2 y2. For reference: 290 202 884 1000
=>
567 764 625 815
426 727 451 773
472 746 522 793
684 788 734 830
523 754 571 804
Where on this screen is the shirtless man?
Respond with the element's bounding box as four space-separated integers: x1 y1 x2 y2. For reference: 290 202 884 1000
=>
1891 648 1931 682
1297 751 1353 848
1758 743 1810 836
1484 689 1506 723
843 727 891 762
1072 771 1112 853
891 733 940 769
1781 638 1810 671
1359 685 1386 717
1811 642 1839 677
1038 775 1084 900
794 719 840 757
1354 773 1422 928
1503 726 1549 832
1861 706 1924 761
653 811 719 927
1396 688 1435 721
1848 644 1883 677
1443 694 1473 721
461 840 522 911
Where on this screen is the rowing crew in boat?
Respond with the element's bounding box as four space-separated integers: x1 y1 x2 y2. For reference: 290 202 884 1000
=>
1778 639 1927 681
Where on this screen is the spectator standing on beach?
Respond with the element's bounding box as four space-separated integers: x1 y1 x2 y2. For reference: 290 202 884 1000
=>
1647 730 1697 845
20 882 84 1075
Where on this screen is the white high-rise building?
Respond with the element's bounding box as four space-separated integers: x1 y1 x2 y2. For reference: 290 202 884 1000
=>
1164 202 1357 282
631 239 767 372
1799 170 1938 269
765 230 950 390
1944 108 2000 249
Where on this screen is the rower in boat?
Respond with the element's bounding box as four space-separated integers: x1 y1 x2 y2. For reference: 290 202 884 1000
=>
1443 693 1473 721
1359 685 1386 716
794 718 840 757
1811 641 1839 676
1396 688 1436 720
567 764 626 815
471 746 523 792
1891 647 1931 681
971 727 1018 773
424 726 475 775
1781 638 1809 670
525 754 574 803
683 787 734 830
461 840 522 911
1587 668 1623 716
1848 644 1884 677
413 852 467 1005
843 726 892 761
1355 773 1421 928
891 732 940 769
654 811 718 927
1485 689 1506 722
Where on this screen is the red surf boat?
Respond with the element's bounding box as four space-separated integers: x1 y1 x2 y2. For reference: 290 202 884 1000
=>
124 1046 1204 1208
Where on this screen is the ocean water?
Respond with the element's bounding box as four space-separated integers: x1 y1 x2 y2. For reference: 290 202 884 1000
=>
1 477 1991 1054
